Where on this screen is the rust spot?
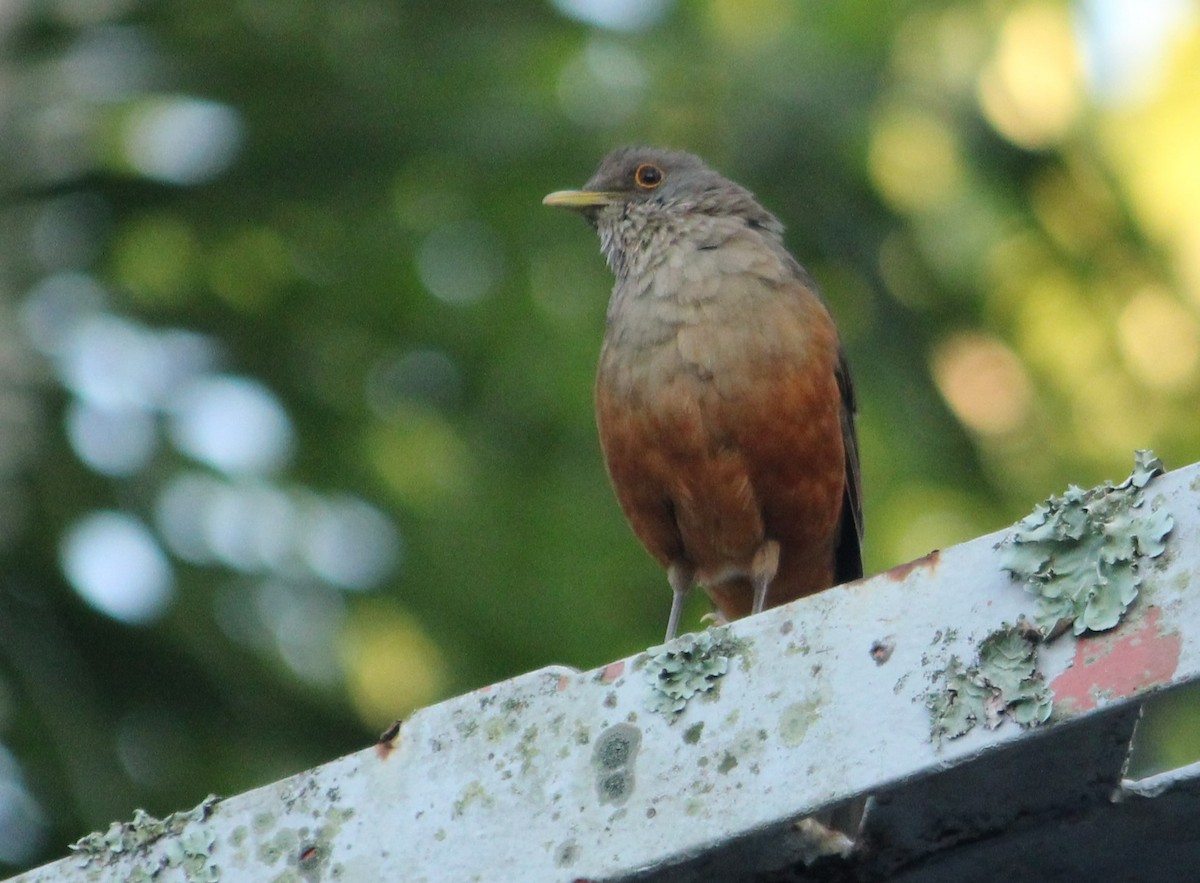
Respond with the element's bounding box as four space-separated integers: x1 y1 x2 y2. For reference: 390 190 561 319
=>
557 675 571 692
299 844 320 867
1051 607 1182 714
375 719 403 759
869 636 895 665
600 661 626 683
885 549 941 581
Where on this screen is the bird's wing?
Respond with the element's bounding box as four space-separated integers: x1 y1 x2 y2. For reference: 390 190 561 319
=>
834 347 864 584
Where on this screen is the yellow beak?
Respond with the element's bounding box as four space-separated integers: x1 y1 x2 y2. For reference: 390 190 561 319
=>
542 189 621 209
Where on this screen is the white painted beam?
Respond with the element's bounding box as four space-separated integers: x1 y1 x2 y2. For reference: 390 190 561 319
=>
10 461 1200 882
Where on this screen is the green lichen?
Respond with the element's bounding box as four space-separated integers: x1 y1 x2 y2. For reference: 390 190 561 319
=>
779 698 822 747
593 724 641 805
927 622 1051 744
645 628 731 714
70 794 221 881
999 450 1174 637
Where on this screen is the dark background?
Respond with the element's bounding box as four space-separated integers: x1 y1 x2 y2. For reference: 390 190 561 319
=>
2 0 1199 872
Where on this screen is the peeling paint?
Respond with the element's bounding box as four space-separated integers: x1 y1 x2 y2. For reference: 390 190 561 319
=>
375 720 403 762
885 549 941 582
1051 606 1182 713
598 661 625 683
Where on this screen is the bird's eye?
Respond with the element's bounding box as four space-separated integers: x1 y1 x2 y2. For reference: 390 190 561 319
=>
634 163 664 189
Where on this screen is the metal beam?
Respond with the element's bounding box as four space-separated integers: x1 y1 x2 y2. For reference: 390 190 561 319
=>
10 461 1200 882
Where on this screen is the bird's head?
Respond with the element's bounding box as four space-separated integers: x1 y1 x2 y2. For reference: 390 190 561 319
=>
544 147 783 275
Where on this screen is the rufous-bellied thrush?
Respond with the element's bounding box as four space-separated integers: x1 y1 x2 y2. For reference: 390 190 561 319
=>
545 147 862 641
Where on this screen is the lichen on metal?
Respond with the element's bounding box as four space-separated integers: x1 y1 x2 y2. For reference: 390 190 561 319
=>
69 795 221 881
592 723 642 805
927 620 1051 744
998 449 1174 637
644 627 733 714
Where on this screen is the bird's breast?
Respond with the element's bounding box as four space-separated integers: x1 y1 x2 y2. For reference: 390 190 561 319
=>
599 263 834 407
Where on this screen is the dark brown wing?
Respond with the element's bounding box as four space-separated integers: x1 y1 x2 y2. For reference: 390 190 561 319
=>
834 346 864 584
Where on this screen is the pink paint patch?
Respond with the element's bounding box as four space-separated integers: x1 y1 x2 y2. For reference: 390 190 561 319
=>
599 660 625 683
1051 607 1182 714
557 675 571 692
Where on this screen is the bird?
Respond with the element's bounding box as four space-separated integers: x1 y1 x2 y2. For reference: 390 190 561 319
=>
544 147 862 642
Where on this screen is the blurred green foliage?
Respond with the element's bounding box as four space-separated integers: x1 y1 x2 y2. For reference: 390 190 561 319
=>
2 0 1199 872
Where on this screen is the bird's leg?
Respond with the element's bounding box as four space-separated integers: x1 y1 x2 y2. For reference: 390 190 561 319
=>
750 540 781 615
665 561 694 642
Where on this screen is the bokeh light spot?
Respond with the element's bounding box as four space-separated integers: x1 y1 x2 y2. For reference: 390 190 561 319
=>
60 511 173 624
62 24 156 102
705 0 796 52
868 104 963 212
257 581 345 686
0 745 46 865
365 407 472 508
339 602 448 725
168 375 294 476
122 96 243 185
1077 0 1196 105
932 332 1034 435
19 272 107 357
977 2 1084 148
1117 288 1200 391
65 400 157 475
207 227 295 312
556 39 647 128
549 0 670 32
154 472 222 564
1014 273 1107 388
366 348 463 416
111 213 200 306
303 496 401 590
59 315 168 408
416 221 505 305
201 482 296 573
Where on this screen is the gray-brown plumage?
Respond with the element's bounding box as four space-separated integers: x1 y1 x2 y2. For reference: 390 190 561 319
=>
545 147 862 640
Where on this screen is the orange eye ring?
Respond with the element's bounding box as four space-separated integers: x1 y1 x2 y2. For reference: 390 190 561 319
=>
634 163 664 189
